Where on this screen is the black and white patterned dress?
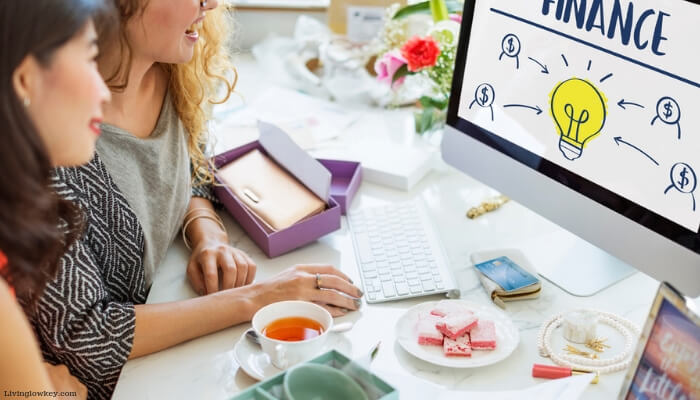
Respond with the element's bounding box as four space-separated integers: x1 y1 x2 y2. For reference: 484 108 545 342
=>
22 119 217 399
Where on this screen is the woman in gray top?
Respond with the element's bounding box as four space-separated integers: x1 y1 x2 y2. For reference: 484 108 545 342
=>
23 1 363 399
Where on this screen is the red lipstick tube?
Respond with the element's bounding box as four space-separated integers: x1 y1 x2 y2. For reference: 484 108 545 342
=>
532 364 599 384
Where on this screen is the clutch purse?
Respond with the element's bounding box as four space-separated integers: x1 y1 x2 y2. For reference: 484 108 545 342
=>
471 249 541 309
217 149 326 231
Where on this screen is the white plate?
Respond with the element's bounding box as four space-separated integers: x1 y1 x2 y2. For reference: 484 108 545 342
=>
395 300 520 368
233 332 353 381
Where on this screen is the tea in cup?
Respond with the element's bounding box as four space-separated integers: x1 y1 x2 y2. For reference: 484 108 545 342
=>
251 301 333 369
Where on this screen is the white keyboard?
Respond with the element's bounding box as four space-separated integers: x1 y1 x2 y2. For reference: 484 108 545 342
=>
348 201 459 303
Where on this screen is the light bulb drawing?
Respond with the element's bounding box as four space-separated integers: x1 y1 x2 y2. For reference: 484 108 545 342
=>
549 78 607 161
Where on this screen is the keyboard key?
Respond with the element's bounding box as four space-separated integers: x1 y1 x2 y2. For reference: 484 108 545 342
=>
355 234 375 263
396 282 410 296
363 271 377 279
368 292 377 301
379 274 393 282
382 282 396 298
422 280 435 291
361 263 376 272
407 278 421 286
409 285 423 294
436 282 445 289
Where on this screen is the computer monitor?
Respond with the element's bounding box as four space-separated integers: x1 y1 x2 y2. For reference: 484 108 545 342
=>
442 0 700 296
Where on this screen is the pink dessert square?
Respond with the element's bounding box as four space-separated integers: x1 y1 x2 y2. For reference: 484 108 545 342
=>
416 313 444 346
470 320 497 350
430 300 473 317
443 335 472 357
435 314 478 340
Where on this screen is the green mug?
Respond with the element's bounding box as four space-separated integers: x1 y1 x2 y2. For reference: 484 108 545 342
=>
283 363 369 400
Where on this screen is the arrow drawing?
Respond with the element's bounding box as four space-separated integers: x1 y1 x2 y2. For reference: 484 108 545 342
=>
503 104 543 115
527 57 549 74
614 136 659 166
617 99 645 110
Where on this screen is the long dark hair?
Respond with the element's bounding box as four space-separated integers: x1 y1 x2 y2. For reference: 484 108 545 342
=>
0 0 111 303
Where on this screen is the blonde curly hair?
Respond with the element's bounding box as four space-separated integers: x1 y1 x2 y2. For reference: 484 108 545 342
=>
98 1 236 187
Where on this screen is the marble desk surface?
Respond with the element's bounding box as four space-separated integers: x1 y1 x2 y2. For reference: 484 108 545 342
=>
112 53 690 400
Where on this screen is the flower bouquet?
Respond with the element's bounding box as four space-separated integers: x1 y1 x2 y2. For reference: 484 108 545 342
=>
373 0 463 134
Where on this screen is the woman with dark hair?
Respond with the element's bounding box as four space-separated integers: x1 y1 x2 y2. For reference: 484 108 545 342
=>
0 0 110 397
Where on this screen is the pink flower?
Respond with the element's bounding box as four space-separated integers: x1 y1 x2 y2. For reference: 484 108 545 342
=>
375 50 407 87
401 36 441 72
449 14 462 23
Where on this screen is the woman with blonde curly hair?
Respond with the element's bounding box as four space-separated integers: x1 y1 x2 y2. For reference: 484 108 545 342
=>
23 1 363 398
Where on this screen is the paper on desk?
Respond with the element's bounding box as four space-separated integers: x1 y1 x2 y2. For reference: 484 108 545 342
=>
216 86 360 149
258 121 331 201
375 370 595 400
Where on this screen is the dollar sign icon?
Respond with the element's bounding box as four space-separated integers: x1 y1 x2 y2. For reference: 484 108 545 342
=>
472 83 495 111
678 167 690 190
480 87 490 105
664 101 673 119
507 37 515 53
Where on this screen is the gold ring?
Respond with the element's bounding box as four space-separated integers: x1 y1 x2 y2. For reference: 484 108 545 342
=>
315 273 322 290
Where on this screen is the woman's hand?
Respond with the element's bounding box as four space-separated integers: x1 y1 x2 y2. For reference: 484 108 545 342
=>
250 264 364 317
44 363 87 400
187 239 257 295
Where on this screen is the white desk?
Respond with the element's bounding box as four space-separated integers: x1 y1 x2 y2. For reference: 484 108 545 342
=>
113 54 664 399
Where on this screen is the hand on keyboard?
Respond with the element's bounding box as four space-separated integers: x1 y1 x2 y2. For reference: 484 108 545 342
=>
250 264 364 316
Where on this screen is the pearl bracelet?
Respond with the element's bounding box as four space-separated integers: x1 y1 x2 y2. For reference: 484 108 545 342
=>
537 309 641 374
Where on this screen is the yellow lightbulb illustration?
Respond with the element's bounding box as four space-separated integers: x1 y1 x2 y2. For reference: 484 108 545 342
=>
549 78 607 160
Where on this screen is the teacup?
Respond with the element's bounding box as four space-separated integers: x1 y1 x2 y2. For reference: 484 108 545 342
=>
251 300 333 369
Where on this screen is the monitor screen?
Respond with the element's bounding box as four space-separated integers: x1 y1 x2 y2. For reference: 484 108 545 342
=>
447 0 700 255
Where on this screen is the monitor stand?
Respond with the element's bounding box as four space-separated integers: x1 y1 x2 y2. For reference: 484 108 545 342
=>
526 231 638 297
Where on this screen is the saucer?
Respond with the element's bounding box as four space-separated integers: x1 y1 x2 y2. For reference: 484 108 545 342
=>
233 332 353 381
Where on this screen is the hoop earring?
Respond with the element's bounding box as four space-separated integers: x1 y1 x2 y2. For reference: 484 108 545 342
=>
23 98 30 107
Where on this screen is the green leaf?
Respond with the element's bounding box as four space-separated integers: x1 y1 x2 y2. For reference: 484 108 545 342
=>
393 0 463 20
429 0 448 22
391 64 411 84
417 107 435 133
419 96 449 110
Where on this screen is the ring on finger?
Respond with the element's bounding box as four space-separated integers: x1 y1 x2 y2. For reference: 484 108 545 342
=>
315 273 322 290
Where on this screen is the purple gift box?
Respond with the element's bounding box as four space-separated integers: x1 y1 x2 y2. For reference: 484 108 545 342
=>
213 139 361 258
317 159 363 215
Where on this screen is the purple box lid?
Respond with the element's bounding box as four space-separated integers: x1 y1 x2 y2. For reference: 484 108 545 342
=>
317 159 362 215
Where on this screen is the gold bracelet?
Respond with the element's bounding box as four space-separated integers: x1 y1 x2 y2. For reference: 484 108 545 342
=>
182 208 224 231
182 213 227 250
183 207 217 223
